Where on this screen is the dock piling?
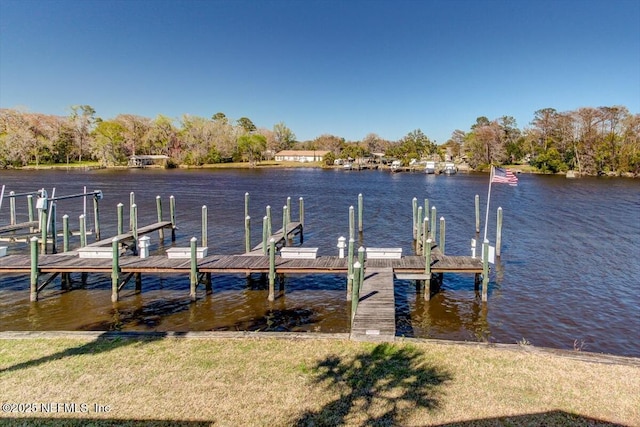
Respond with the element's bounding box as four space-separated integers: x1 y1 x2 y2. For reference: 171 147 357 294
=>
430 206 437 240
282 206 288 246
475 194 480 234
29 236 39 302
351 261 361 322
79 214 87 247
299 197 304 228
268 238 276 301
63 214 69 253
412 197 418 239
440 217 446 255
156 196 164 241
349 206 355 240
347 237 354 301
93 193 101 241
190 237 198 301
117 203 124 235
50 203 57 254
27 194 35 230
129 192 135 231
496 207 503 257
245 216 251 253
170 195 176 241
111 237 120 302
424 238 432 301
9 191 16 225
358 193 363 233
262 216 268 255
482 239 489 301
201 205 208 248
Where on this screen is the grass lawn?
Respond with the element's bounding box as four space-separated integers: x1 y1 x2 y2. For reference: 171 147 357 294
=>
0 335 638 426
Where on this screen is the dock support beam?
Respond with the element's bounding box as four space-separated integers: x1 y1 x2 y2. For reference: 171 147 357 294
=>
30 237 39 302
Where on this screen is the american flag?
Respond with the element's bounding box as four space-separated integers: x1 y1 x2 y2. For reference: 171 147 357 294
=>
492 167 518 186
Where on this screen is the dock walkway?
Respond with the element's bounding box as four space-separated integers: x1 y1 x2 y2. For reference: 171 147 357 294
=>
350 267 395 341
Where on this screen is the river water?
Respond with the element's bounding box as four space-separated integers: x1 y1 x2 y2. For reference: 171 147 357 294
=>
0 168 638 357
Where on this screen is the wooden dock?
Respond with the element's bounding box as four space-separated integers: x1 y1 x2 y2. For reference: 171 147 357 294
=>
350 267 395 341
80 220 175 253
249 222 303 254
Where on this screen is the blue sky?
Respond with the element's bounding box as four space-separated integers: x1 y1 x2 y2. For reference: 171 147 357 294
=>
1 0 638 143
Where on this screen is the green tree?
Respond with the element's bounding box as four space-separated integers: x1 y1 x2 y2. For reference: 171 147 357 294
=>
273 122 296 152
92 120 126 166
69 104 96 162
237 133 266 166
237 117 256 133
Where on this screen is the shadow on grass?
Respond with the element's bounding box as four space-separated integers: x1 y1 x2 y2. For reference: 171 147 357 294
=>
0 331 171 375
432 410 626 426
0 419 211 426
295 342 451 426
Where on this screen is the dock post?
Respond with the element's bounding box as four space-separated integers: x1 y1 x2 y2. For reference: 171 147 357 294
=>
40 202 48 254
201 205 208 248
111 237 120 302
170 195 176 241
424 238 432 301
430 206 437 241
189 237 198 301
79 214 87 247
439 217 446 255
266 205 272 238
299 197 304 243
412 197 418 239
93 193 101 241
268 238 275 301
282 205 288 246
357 246 365 285
245 216 251 253
30 237 39 302
351 261 361 322
117 203 124 235
50 202 57 254
349 206 355 240
262 216 268 255
286 196 291 224
358 193 363 233
496 207 503 258
156 196 164 242
417 206 423 250
9 191 16 225
63 214 69 253
347 238 354 301
27 194 35 231
129 192 135 231
482 239 489 302
475 195 480 234
245 192 250 220
132 204 138 245
422 217 428 256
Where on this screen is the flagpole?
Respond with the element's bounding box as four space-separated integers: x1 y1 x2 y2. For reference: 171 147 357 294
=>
483 165 494 242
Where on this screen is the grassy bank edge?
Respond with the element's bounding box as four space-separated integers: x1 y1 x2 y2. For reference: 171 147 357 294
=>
1 333 638 426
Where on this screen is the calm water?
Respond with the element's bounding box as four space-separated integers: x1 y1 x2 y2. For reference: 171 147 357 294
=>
0 168 638 357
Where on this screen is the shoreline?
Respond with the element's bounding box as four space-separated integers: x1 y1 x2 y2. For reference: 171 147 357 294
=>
1 330 638 365
7 162 639 178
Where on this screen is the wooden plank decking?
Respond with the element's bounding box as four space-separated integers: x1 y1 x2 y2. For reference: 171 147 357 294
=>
250 222 303 254
0 221 39 235
350 267 395 342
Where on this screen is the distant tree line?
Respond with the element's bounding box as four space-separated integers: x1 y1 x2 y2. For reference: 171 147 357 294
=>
0 105 637 175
